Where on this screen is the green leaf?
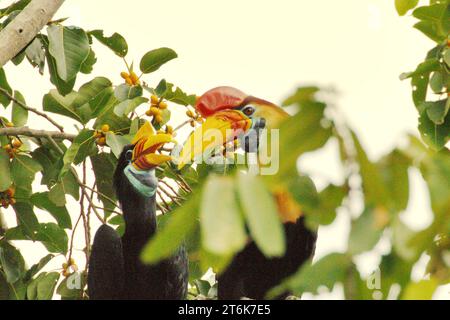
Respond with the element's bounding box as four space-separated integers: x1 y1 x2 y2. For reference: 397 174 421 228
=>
26 272 45 300
89 30 128 57
45 44 76 96
0 68 12 107
429 71 444 93
395 0 419 16
237 172 285 257
13 202 40 240
306 184 346 229
69 77 113 123
11 155 42 186
105 132 130 158
377 149 410 212
90 152 117 218
139 48 178 74
93 95 131 133
11 90 28 126
48 171 80 206
57 271 85 299
288 175 319 209
42 90 83 123
113 96 147 116
141 191 201 264
0 242 25 283
157 81 196 106
282 86 320 107
59 129 96 178
36 223 68 254
23 254 54 282
418 108 450 151
114 84 143 102
271 101 332 182
402 278 439 300
348 207 385 255
36 272 60 300
47 25 90 82
423 99 449 125
0 149 11 192
200 175 246 255
80 48 97 74
351 131 389 206
269 253 352 298
31 193 72 229
25 37 45 74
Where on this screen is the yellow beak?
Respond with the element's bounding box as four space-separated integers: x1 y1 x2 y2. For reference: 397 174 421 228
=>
131 122 174 170
177 110 252 169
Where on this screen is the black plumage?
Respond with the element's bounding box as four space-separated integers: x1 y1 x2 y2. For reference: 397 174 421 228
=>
218 217 317 300
88 145 188 300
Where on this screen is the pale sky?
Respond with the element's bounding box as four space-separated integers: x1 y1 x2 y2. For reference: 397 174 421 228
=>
1 0 448 299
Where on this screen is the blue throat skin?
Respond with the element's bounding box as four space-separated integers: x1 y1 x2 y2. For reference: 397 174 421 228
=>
123 163 157 197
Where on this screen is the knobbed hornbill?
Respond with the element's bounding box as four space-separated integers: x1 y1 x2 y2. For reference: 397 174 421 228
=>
88 122 188 300
178 87 317 299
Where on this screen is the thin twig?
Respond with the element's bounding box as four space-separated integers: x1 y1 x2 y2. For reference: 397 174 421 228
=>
0 87 64 132
81 184 117 208
67 213 83 264
0 126 75 140
45 134 106 224
157 190 171 212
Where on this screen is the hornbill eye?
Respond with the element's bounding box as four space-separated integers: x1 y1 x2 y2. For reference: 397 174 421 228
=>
125 150 133 162
242 105 255 116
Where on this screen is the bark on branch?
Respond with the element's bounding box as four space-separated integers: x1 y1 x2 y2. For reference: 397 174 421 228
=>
0 126 75 140
0 0 65 67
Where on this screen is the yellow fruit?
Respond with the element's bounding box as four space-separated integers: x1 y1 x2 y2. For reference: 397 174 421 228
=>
150 107 160 116
166 125 173 134
189 120 195 127
3 144 12 152
125 77 133 86
155 115 163 123
186 110 194 118
97 137 106 146
120 72 129 79
62 262 68 269
101 124 110 133
12 139 21 148
129 71 139 85
145 109 152 117
62 269 70 277
151 95 159 105
159 101 168 109
5 122 14 127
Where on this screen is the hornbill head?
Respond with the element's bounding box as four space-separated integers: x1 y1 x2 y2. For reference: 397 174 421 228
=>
177 86 289 169
114 121 174 198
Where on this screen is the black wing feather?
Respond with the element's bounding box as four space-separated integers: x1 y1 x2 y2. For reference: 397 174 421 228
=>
88 225 125 300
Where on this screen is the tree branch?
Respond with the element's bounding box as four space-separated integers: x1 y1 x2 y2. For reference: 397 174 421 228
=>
0 87 64 131
0 126 75 140
0 0 65 67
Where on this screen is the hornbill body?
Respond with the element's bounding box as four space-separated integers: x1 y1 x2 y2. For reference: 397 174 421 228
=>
88 123 188 300
179 87 317 299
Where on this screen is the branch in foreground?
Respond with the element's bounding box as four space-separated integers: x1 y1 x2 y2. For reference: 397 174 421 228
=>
0 0 65 67
0 126 75 141
0 87 64 132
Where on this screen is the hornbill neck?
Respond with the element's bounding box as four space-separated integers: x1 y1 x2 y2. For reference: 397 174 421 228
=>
119 188 157 238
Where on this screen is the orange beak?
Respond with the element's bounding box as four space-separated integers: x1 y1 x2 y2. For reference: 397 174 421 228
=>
131 122 174 170
177 109 252 169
